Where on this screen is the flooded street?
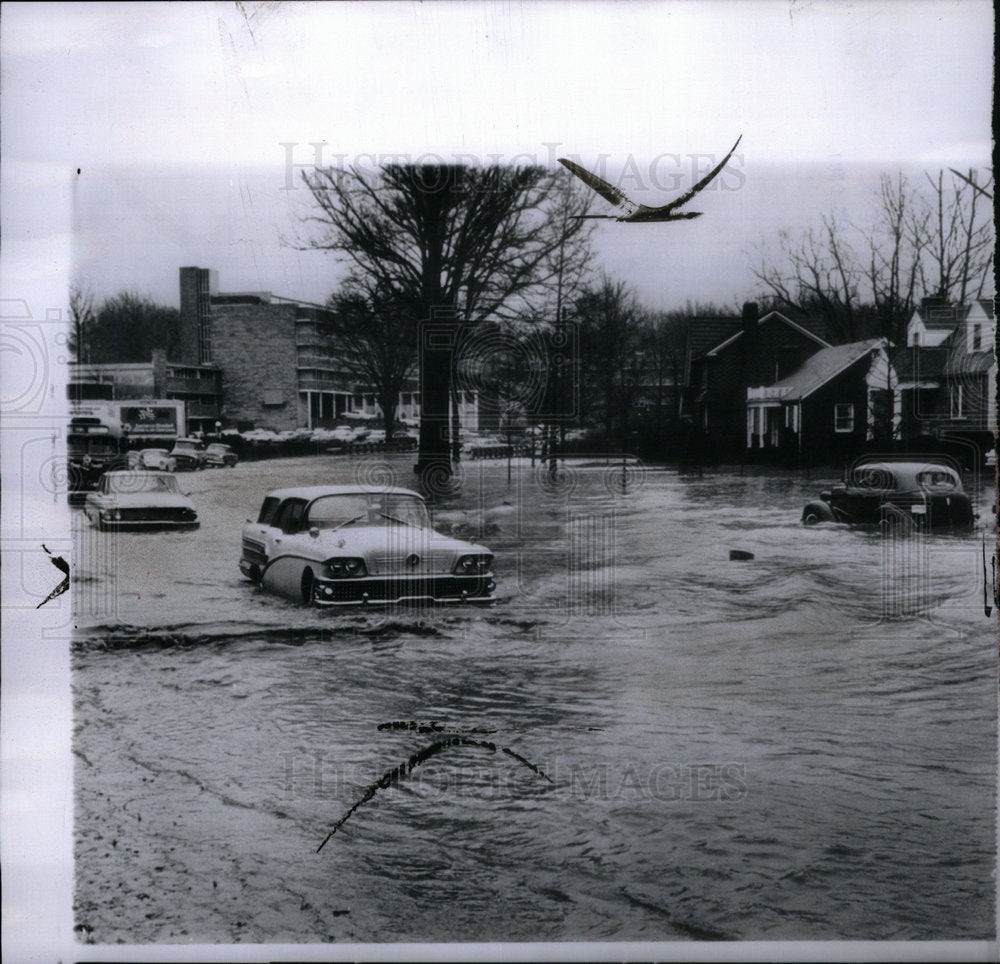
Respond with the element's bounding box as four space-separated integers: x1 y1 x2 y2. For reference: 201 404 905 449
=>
71 454 997 944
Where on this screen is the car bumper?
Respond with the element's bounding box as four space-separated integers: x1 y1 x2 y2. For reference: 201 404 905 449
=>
309 574 496 606
99 520 200 530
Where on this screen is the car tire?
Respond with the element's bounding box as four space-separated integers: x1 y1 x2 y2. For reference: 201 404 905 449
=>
301 567 315 605
803 510 822 526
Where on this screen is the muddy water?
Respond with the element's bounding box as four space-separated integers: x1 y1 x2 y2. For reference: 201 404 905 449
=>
72 454 996 943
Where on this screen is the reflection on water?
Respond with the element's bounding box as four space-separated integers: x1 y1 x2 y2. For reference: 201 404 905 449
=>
73 455 996 943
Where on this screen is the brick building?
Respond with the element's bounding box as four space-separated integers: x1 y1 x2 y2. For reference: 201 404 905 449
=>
178 267 479 433
69 348 223 434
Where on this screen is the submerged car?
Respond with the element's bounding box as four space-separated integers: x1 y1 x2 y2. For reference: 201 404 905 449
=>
139 447 177 472
802 457 974 530
204 442 238 467
170 437 207 470
84 470 199 530
240 485 496 606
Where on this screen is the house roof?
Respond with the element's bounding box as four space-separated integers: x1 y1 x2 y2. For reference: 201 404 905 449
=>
891 345 949 380
704 310 831 358
912 307 967 330
761 339 884 401
758 307 832 343
944 349 995 376
687 317 742 362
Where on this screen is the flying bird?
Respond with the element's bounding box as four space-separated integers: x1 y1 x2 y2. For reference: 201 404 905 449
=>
559 135 742 222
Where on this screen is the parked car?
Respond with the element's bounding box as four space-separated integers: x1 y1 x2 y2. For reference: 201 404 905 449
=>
84 471 199 530
169 436 207 470
240 485 496 606
204 442 238 468
802 456 974 530
139 448 177 472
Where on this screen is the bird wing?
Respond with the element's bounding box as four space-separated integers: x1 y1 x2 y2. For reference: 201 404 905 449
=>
660 134 742 213
558 157 639 218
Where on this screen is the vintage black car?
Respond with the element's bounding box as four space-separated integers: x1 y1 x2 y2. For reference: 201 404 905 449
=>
802 457 974 530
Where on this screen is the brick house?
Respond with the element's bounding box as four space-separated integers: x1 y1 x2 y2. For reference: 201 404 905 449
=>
746 339 887 462
684 304 831 458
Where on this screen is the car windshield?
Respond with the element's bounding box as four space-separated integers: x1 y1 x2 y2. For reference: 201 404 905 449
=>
105 474 180 494
143 449 167 457
207 445 228 454
306 493 430 530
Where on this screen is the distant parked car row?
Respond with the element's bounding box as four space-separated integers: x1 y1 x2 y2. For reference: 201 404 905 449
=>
153 438 239 471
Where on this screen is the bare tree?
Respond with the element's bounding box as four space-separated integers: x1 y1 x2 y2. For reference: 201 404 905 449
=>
325 280 418 443
68 284 96 363
298 163 593 481
917 169 994 302
575 277 645 444
752 215 863 342
752 167 994 346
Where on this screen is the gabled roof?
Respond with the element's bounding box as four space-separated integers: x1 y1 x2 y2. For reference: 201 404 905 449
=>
687 316 742 362
757 307 832 343
911 302 971 330
758 339 884 401
973 297 996 318
683 316 741 382
704 309 831 358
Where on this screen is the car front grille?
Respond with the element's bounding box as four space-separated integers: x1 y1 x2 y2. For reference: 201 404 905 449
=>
117 507 197 523
368 550 455 575
320 575 492 603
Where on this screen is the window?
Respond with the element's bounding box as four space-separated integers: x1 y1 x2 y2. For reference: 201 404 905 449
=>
950 385 964 418
256 497 281 525
834 403 854 433
273 499 307 534
972 324 982 351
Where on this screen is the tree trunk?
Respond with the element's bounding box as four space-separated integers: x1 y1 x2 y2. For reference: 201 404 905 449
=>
450 386 461 462
416 307 458 482
380 390 396 444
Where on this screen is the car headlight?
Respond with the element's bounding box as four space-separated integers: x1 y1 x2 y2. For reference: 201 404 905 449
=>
325 557 368 578
453 553 493 575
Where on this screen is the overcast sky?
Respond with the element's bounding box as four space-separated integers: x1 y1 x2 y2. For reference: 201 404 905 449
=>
1 0 994 314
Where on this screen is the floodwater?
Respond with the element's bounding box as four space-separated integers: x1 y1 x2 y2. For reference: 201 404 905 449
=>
71 453 997 944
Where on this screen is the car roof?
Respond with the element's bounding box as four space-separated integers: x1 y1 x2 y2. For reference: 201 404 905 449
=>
263 485 424 501
103 469 173 478
853 456 960 472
